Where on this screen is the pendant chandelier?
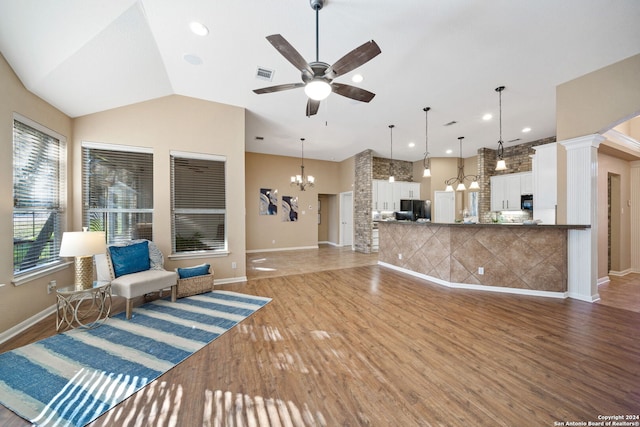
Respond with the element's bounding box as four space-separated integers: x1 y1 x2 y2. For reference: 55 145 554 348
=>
444 137 479 192
422 107 431 178
495 86 508 171
291 138 315 191
388 124 395 183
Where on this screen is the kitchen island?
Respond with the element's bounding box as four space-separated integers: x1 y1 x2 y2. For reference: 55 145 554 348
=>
377 221 590 297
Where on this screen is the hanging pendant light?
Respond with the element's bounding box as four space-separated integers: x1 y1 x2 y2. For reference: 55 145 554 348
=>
388 124 395 183
444 136 480 192
495 86 508 171
291 138 315 191
422 107 431 178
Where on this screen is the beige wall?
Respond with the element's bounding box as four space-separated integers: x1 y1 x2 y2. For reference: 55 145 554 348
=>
556 54 640 280
0 54 74 333
245 152 348 251
73 95 246 280
597 152 631 278
557 54 640 141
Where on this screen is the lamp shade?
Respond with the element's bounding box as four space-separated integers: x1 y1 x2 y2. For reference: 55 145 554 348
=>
304 79 332 101
59 231 106 257
495 159 507 171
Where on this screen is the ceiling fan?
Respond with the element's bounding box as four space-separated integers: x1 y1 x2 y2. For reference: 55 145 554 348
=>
253 0 381 117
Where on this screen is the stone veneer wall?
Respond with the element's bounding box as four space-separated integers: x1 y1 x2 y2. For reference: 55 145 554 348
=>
372 157 414 181
478 136 556 223
378 222 567 292
354 149 374 253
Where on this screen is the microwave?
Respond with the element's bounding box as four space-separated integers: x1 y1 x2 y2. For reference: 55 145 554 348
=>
521 194 533 210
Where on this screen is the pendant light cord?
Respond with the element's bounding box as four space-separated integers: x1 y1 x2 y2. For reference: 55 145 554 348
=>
423 107 430 168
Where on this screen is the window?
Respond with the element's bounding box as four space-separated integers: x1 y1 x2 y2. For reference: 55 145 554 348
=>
13 116 66 276
171 151 226 254
82 142 153 244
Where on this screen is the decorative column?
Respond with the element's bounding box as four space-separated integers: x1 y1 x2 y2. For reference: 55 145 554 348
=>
561 134 604 302
631 161 640 272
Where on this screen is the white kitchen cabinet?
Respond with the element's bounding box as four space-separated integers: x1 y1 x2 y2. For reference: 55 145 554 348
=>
520 172 533 194
372 179 396 211
373 180 420 211
434 191 455 223
532 143 557 224
491 174 521 211
398 182 421 200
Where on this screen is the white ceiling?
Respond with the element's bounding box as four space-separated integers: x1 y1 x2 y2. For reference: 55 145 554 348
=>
1 0 639 162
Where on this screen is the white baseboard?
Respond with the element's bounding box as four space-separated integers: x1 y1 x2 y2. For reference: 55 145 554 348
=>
608 268 633 277
379 261 568 300
246 245 318 254
0 305 57 345
214 276 247 285
318 241 339 247
598 276 610 286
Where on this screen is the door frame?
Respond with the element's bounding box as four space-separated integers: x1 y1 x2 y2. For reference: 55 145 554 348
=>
339 191 354 248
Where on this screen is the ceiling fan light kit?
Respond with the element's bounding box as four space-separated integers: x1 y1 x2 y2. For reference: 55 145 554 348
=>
253 0 381 117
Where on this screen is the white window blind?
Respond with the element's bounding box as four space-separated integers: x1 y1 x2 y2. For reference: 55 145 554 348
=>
82 143 153 244
13 118 64 275
171 153 226 254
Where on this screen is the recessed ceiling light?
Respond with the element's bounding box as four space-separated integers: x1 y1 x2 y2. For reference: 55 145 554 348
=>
522 127 531 133
351 74 364 83
446 149 453 154
190 22 209 36
408 142 415 148
482 113 492 121
183 53 203 65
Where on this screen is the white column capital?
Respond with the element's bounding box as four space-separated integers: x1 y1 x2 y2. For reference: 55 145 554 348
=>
560 134 605 151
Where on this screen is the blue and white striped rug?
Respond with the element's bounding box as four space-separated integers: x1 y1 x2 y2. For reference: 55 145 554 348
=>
0 290 271 427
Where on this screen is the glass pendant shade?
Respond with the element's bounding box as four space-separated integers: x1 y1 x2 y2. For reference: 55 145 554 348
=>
388 175 395 183
304 79 332 101
445 185 454 192
495 159 507 171
469 180 480 190
456 182 466 191
423 167 431 178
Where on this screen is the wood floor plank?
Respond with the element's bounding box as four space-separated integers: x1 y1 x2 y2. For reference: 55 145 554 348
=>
1 247 639 426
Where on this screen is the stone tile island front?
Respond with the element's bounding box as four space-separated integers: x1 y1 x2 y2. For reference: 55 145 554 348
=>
378 221 590 298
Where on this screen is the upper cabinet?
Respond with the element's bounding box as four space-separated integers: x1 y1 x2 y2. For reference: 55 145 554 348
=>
532 143 557 224
372 180 421 211
490 172 532 211
398 182 421 200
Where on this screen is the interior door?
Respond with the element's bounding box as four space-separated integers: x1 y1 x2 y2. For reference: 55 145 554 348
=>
434 191 455 223
340 192 353 247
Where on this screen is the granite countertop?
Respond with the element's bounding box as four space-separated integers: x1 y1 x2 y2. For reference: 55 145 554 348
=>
378 220 590 229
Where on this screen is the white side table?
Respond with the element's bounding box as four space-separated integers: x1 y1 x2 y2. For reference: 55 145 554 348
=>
56 281 112 331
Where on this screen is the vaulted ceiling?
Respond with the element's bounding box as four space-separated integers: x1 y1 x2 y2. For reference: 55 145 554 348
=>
1 0 639 161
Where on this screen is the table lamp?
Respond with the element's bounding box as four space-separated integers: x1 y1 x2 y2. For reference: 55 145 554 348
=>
59 230 106 290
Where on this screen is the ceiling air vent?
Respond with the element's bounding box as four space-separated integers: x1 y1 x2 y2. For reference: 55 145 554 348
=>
508 138 521 143
256 67 274 81
443 120 457 127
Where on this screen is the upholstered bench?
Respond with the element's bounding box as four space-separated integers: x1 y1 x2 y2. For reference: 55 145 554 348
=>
95 239 177 319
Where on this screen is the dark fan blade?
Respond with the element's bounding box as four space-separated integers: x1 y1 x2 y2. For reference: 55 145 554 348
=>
306 99 320 117
253 82 304 94
326 40 381 79
331 82 376 103
266 34 313 75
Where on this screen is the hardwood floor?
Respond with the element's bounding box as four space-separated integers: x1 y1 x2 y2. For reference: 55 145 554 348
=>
597 273 640 313
1 246 639 426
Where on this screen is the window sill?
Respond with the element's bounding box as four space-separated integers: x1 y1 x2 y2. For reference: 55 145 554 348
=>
12 261 72 286
168 251 230 261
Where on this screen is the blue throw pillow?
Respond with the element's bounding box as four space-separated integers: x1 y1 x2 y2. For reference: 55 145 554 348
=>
109 241 151 278
177 263 210 279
